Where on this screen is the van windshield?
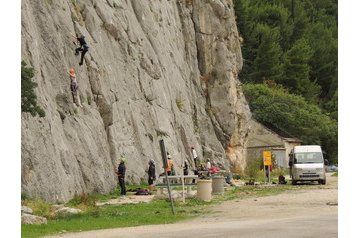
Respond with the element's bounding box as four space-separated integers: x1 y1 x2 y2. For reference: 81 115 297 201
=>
294 152 323 164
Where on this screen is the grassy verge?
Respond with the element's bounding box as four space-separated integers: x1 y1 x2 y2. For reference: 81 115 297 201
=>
22 183 305 238
22 195 216 238
22 199 199 238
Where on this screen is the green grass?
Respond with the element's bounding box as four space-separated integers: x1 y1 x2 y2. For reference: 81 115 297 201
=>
22 183 306 238
22 198 205 238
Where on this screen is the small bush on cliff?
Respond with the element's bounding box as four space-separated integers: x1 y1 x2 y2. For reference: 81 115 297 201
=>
21 60 45 117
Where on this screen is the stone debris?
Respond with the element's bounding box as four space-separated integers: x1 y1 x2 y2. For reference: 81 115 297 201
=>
21 214 47 225
96 195 155 206
21 206 33 215
54 207 82 215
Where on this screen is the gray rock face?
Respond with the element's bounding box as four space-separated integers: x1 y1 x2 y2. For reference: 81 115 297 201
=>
21 0 251 202
21 214 47 225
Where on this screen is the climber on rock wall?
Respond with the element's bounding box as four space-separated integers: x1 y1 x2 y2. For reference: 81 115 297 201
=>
72 33 89 66
69 68 82 107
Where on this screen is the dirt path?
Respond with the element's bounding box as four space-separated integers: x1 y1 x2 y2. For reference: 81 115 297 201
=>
46 173 338 238
190 174 338 224
95 195 155 206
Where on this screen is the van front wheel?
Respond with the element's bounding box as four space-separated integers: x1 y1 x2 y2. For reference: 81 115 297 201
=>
292 179 297 185
319 179 326 185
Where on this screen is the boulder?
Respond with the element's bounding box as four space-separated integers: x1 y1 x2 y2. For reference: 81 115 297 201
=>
21 206 33 214
54 207 82 215
21 214 47 225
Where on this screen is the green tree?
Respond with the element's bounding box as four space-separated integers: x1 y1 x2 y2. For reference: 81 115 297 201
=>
233 0 338 162
282 38 321 102
288 1 309 45
254 2 293 50
306 22 337 100
250 24 283 83
322 88 337 121
235 0 290 82
21 61 45 117
234 0 258 82
243 83 337 163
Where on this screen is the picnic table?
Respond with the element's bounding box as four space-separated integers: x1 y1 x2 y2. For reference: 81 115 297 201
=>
156 175 199 194
197 170 228 177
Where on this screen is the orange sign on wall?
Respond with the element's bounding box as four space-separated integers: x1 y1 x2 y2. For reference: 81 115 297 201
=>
263 151 272 166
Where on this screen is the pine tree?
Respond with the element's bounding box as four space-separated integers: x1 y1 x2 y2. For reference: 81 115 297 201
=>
288 0 309 46
306 22 337 99
21 61 45 117
282 38 320 101
251 25 283 83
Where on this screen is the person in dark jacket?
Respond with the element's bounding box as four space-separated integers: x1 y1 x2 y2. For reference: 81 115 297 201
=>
183 159 189 175
147 159 156 191
116 158 126 196
74 34 89 66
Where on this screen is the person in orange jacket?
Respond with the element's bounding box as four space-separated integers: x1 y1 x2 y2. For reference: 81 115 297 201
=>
166 154 173 176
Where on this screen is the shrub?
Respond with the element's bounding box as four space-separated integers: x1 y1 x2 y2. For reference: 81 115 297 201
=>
22 197 51 218
21 61 45 117
176 99 185 111
155 129 169 137
66 193 97 209
243 83 337 162
245 157 262 179
87 92 92 105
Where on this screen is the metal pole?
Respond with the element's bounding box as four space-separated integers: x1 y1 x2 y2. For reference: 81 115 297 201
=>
159 139 175 215
264 164 266 184
268 165 271 184
181 157 185 203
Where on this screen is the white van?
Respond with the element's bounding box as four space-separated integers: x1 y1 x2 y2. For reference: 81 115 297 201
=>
288 145 327 185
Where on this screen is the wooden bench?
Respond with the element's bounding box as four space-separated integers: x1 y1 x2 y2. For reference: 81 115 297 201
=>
160 175 199 183
156 175 198 194
156 183 197 194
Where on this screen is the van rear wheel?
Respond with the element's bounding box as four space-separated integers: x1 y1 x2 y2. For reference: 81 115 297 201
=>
292 179 297 185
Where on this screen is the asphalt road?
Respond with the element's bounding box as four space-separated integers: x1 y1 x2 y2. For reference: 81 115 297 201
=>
46 174 338 238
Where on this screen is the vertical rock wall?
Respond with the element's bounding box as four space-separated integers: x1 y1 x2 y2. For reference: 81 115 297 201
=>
21 0 251 202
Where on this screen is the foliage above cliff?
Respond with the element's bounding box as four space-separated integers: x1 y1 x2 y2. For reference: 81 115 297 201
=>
234 0 338 162
21 61 45 117
243 83 337 163
234 0 337 111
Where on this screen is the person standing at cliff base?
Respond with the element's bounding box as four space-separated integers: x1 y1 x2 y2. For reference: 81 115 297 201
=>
147 159 156 191
206 159 212 177
116 158 126 196
167 154 173 176
69 68 82 107
183 159 189 175
191 146 199 169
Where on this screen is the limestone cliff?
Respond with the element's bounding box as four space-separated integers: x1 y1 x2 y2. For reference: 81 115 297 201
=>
21 0 251 202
